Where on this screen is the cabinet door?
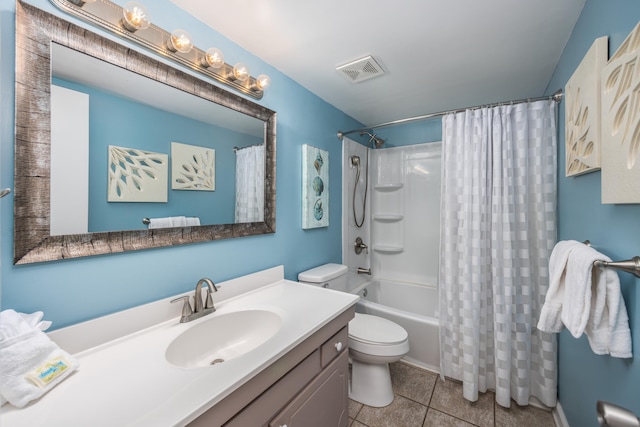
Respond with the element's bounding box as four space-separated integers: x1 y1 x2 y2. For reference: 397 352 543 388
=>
270 351 348 427
222 351 321 427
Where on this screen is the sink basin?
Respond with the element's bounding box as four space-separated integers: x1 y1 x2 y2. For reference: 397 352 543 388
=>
165 310 282 368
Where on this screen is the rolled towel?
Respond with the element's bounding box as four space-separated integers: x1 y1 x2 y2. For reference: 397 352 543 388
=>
0 311 79 408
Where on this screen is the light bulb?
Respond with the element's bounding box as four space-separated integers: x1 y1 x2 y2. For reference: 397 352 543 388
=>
201 48 224 69
255 74 271 91
167 29 193 53
232 62 250 82
122 2 151 32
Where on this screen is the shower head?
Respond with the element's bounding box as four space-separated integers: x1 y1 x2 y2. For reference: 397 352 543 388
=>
351 155 360 166
360 131 385 148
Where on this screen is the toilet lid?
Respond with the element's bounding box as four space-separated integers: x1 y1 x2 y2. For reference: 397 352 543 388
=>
349 313 408 345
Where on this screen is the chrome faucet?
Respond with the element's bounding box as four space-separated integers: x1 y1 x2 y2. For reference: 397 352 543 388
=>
170 278 219 323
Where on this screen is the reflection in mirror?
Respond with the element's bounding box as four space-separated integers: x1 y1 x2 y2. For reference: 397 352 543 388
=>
14 1 276 264
50 44 265 235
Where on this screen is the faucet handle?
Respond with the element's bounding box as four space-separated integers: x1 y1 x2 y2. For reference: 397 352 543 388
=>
170 295 193 322
204 282 218 310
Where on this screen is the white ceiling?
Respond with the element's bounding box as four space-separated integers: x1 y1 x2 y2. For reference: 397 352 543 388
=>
170 0 586 127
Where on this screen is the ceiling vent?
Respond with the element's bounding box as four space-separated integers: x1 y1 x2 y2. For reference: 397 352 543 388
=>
336 56 385 84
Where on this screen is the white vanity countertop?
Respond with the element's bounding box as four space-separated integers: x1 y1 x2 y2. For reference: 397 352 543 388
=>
0 267 358 426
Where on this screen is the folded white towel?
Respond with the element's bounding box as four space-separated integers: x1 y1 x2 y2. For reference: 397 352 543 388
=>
0 310 79 408
185 217 200 226
0 310 51 340
537 240 580 333
148 217 172 229
148 216 189 229
171 216 187 227
148 216 201 228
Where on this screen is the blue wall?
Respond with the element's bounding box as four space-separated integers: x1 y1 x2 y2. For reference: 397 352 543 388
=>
0 0 362 329
545 1 640 425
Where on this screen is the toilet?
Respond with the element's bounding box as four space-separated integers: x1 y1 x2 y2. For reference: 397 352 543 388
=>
298 263 410 407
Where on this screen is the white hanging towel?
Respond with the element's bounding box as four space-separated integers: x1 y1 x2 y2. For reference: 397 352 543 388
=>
537 240 579 333
537 240 632 358
148 216 199 229
585 265 632 358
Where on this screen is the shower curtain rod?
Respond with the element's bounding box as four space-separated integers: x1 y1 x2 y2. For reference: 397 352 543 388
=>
233 143 262 152
337 89 563 140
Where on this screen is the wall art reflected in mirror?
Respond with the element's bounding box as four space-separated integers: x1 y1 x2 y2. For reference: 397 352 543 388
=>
14 1 276 264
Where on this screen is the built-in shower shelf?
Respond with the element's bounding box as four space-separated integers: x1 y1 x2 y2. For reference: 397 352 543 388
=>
373 245 404 254
374 183 403 191
373 214 403 222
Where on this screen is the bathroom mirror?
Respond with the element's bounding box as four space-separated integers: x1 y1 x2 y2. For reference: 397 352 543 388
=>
13 2 276 264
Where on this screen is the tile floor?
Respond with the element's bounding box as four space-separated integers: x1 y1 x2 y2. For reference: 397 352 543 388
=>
348 362 556 427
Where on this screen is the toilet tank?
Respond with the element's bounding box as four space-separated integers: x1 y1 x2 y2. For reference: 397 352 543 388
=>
298 263 349 292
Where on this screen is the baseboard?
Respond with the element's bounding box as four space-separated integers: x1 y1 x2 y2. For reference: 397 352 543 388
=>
553 402 570 427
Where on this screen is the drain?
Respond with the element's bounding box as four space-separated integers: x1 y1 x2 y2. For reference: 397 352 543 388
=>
210 358 225 365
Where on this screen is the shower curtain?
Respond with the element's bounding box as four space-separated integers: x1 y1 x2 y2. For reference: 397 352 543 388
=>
235 145 264 223
439 100 558 408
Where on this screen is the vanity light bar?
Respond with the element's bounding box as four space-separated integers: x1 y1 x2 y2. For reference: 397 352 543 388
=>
49 0 269 100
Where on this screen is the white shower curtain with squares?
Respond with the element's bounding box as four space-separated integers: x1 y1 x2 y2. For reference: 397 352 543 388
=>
439 100 558 408
235 145 264 223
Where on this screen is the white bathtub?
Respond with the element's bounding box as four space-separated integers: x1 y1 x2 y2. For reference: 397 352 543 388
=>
349 279 440 373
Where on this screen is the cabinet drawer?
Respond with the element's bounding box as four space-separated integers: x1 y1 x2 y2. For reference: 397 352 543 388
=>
321 326 348 368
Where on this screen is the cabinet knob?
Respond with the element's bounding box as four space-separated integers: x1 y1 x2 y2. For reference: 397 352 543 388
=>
334 341 343 352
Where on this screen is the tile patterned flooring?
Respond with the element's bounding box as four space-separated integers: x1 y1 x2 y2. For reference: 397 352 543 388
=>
348 362 556 427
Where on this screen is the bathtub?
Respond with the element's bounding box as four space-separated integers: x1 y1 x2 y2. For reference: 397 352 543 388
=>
349 279 440 373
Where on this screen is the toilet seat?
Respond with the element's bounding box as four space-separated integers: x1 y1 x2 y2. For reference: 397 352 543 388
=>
348 313 409 357
349 313 408 345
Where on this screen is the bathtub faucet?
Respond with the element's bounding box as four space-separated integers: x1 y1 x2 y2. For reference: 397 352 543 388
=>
357 267 371 275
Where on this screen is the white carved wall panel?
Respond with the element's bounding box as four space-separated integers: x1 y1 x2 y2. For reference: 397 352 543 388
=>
107 145 168 202
171 142 216 191
565 36 608 176
601 22 640 203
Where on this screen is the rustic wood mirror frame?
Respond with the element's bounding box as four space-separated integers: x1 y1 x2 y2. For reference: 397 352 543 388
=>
14 1 276 264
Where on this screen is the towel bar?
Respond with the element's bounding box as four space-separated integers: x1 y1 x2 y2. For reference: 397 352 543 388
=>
583 240 640 278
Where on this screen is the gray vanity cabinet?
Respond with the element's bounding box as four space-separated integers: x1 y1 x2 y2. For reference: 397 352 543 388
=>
189 307 353 427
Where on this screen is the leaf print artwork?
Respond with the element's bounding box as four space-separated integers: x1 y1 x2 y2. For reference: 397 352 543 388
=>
108 145 168 202
171 142 216 191
564 36 606 177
